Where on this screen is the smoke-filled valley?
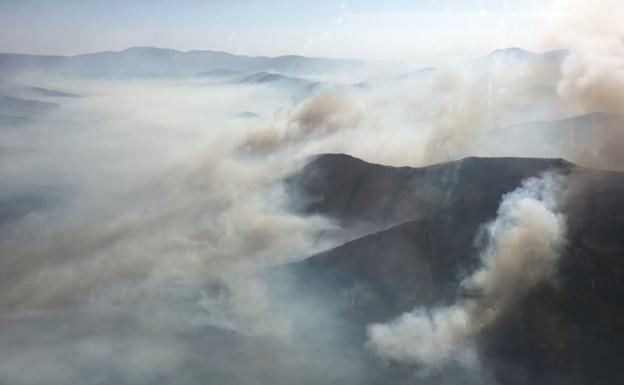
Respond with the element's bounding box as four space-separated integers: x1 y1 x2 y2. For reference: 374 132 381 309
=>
2 1 624 384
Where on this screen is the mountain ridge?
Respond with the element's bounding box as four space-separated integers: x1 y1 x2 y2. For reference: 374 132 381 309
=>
285 153 624 385
287 153 575 235
0 47 367 79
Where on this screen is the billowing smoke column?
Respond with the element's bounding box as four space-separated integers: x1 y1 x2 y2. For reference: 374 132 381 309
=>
367 173 568 370
548 0 624 169
551 0 624 115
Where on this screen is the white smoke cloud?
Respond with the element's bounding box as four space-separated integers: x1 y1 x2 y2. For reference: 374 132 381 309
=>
241 87 364 154
2 4 622 380
0 80 357 385
548 0 624 114
367 306 476 370
239 59 563 169
536 0 624 170
367 173 568 371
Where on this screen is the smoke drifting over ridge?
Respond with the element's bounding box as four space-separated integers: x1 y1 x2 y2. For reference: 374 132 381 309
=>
0 81 359 384
367 173 568 371
241 87 364 154
552 1 624 170
0 85 333 315
1 1 624 383
360 0 624 377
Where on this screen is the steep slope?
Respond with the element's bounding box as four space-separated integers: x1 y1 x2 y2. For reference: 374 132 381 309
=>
288 154 624 385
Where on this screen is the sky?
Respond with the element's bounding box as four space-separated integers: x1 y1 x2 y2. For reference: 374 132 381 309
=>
0 0 557 65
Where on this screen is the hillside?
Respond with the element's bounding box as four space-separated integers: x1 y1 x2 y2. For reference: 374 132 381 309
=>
286 154 624 385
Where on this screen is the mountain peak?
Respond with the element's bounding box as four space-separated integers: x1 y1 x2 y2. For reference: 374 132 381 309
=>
488 47 536 58
121 46 179 53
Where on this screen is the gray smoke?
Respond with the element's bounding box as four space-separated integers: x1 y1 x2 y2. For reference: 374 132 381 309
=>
546 0 624 170
367 173 568 370
241 87 364 154
2 3 623 381
0 79 361 385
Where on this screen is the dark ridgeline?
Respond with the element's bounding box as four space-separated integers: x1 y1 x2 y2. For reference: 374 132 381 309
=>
286 153 624 385
287 154 574 230
2 150 622 384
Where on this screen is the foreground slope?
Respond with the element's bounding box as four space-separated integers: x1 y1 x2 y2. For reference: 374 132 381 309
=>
288 154 624 385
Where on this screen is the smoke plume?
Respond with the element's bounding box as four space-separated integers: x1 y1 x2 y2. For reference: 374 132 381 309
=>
241 87 364 154
367 173 568 370
2 3 623 381
546 0 624 170
0 80 361 385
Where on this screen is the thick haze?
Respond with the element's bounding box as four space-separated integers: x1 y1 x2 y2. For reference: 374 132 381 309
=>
2 0 552 64
1 0 624 384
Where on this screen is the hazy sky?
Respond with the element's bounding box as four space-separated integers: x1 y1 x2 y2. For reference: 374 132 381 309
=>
1 0 556 64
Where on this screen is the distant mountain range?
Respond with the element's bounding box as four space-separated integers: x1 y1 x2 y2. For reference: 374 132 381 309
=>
357 47 568 88
198 68 320 90
484 112 624 170
0 46 367 79
0 46 570 83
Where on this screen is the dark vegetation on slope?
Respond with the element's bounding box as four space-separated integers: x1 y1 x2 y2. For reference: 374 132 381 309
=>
287 154 573 230
286 154 624 385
